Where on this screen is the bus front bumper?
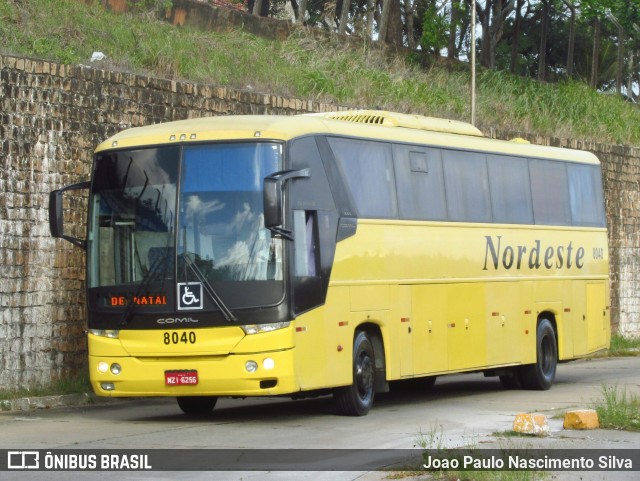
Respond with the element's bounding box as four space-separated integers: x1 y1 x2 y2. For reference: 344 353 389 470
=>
89 349 299 397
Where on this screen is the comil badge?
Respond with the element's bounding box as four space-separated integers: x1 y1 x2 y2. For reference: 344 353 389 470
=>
177 282 203 310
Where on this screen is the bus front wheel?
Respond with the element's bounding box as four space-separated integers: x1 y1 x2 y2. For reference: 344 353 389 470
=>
333 331 376 416
520 319 557 390
176 396 217 415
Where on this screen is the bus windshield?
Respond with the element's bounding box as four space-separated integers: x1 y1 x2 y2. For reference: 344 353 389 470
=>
88 142 283 311
178 143 283 283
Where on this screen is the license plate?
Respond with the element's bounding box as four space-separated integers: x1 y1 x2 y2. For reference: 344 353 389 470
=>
165 370 198 386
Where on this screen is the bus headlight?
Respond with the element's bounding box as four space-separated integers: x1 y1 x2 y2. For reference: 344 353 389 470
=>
262 358 275 370
245 361 258 373
241 322 290 335
89 329 120 339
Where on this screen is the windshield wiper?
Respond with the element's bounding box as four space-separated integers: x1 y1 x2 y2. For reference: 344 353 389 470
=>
120 251 169 326
182 252 238 323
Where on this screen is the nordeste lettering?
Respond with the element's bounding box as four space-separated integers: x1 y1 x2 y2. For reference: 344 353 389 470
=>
483 235 585 270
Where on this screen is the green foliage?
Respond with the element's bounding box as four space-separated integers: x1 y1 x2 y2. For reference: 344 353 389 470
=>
0 0 638 146
593 385 640 431
608 334 640 356
0 371 91 401
420 4 448 55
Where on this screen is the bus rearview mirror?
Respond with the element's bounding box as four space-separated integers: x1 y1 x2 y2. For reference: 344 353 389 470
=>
263 169 310 239
263 177 282 229
49 181 91 249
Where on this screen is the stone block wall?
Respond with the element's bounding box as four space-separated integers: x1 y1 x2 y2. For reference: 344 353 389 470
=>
0 53 337 390
599 144 640 336
0 52 638 390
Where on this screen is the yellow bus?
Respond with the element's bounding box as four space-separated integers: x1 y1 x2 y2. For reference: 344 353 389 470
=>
49 110 610 416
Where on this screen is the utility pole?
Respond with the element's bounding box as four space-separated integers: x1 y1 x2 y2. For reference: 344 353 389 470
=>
606 9 624 96
633 24 640 99
471 0 476 126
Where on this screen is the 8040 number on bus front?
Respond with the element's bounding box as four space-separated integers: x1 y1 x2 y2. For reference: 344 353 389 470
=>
163 331 197 345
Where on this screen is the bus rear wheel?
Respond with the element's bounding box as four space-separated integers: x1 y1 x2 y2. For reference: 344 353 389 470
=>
520 319 557 390
333 331 376 416
176 396 218 414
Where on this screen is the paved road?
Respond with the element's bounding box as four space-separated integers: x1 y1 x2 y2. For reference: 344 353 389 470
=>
1 356 639 480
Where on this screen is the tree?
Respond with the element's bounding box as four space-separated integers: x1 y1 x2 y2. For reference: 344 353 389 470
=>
366 0 375 37
562 0 579 77
420 1 448 55
378 0 392 41
249 0 270 16
606 0 640 96
338 0 353 34
386 0 404 46
297 0 309 23
476 0 516 68
405 0 418 50
509 0 529 74
537 0 552 81
448 0 465 59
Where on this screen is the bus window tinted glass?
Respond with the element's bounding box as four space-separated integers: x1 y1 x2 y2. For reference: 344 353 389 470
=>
393 145 447 220
530 159 571 225
442 150 491 222
487 155 533 224
567 163 605 226
328 138 396 218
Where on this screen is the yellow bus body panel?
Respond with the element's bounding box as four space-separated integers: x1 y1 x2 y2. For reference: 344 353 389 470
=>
315 220 609 383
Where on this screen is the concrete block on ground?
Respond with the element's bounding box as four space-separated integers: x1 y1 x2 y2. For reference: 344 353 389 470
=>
563 409 600 430
513 413 550 436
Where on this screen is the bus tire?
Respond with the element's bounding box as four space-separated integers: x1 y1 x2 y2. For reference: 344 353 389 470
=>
520 319 557 390
333 331 376 416
176 396 217 414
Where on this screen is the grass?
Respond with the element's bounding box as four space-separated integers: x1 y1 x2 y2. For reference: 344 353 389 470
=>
608 334 640 356
0 0 638 146
592 385 640 431
0 371 91 406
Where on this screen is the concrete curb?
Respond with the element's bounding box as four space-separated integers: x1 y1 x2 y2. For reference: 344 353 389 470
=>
0 393 132 412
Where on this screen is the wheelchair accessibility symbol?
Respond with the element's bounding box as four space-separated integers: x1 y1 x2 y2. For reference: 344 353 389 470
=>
177 282 203 310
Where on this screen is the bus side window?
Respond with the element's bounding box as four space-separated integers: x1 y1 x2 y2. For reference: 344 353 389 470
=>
328 137 397 218
487 154 534 224
293 210 318 277
529 159 571 225
567 163 606 227
442 150 492 222
393 145 447 221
